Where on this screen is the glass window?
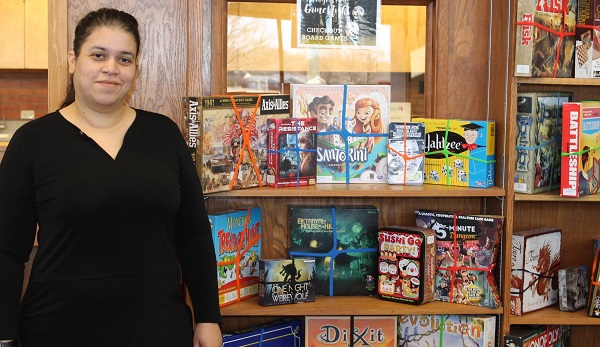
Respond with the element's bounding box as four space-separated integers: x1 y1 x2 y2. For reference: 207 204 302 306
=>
227 2 426 117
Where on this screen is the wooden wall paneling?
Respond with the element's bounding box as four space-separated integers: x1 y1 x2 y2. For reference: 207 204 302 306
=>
25 0 49 69
48 0 68 112
0 0 25 68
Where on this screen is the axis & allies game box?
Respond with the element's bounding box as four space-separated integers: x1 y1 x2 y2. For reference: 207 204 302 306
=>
209 207 262 307
503 325 571 347
288 205 378 296
398 314 496 347
305 316 397 347
222 317 303 347
387 122 426 185
377 226 436 305
258 257 316 306
414 209 504 308
511 227 562 316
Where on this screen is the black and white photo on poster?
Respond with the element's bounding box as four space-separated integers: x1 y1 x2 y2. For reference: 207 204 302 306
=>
297 0 380 48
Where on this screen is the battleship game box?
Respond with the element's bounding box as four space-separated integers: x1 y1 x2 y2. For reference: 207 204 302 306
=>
511 227 562 316
209 207 262 307
305 316 397 347
222 317 303 347
412 118 496 188
258 257 316 306
514 92 573 194
398 314 496 347
266 117 318 187
377 226 436 305
288 205 379 296
387 122 426 185
290 84 391 184
503 325 571 347
558 265 589 312
414 209 504 308
197 94 290 194
575 0 600 78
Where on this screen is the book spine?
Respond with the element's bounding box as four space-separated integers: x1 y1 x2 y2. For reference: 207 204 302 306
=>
511 234 525 315
561 102 581 197
514 0 536 76
266 119 277 187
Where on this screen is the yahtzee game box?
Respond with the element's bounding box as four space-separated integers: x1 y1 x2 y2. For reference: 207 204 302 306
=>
258 257 316 306
397 314 496 347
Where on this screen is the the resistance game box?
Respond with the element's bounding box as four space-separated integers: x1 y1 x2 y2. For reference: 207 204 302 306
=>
258 257 316 306
398 314 496 347
387 122 426 185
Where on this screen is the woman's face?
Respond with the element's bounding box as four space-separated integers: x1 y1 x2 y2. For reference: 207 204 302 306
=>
356 105 374 124
68 26 138 110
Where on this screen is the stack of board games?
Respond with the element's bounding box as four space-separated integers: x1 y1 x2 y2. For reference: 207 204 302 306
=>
588 248 600 317
222 318 303 347
414 209 504 308
412 118 496 188
397 314 496 347
258 257 316 306
558 265 589 312
305 316 397 347
288 205 379 296
575 0 600 78
190 94 290 194
377 226 436 305
560 101 600 197
510 227 562 316
387 122 426 185
514 0 577 77
266 117 318 187
209 207 262 307
290 84 391 184
514 92 573 194
503 325 571 347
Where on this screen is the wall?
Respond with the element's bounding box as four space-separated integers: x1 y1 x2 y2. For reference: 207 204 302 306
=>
0 70 48 120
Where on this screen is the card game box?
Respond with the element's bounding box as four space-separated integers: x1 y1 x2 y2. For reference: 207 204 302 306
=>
575 0 600 78
414 209 504 308
288 205 379 296
398 314 496 347
560 101 600 197
258 257 316 306
412 118 496 188
558 265 589 312
514 92 573 194
222 317 303 347
503 325 571 347
377 226 436 305
511 227 562 316
197 94 290 194
387 122 426 185
514 0 577 77
266 117 318 187
305 316 397 347
209 207 262 307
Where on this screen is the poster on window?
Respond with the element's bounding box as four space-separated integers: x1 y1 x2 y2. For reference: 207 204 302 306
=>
297 0 380 48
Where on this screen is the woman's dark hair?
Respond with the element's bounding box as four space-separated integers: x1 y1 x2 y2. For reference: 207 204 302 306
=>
60 8 141 108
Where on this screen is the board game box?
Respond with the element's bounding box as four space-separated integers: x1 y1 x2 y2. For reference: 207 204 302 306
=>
514 0 577 77
575 0 600 78
182 96 201 168
288 205 379 296
209 207 262 307
412 118 496 188
266 117 318 187
305 316 397 347
387 122 426 185
398 314 496 347
198 94 290 194
560 101 600 197
377 226 436 305
514 92 573 194
258 257 316 306
511 227 562 316
414 209 504 308
588 248 600 317
222 317 303 347
503 325 571 347
558 265 589 312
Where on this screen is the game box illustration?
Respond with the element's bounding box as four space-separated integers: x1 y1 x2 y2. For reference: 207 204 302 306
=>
209 207 262 307
387 122 426 185
377 226 436 305
588 248 600 317
503 325 571 347
558 265 589 312
288 205 379 296
514 92 573 194
511 227 562 316
305 316 397 347
258 257 316 306
414 209 504 308
575 0 600 78
222 317 303 347
397 314 496 347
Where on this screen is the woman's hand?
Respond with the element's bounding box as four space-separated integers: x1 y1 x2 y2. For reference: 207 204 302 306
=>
193 322 222 347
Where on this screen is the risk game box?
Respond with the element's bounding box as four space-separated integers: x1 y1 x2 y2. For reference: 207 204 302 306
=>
288 205 379 296
514 92 573 194
258 257 316 306
503 325 571 347
575 0 600 78
198 94 290 194
222 317 303 347
560 101 600 197
387 122 426 185
412 118 496 188
414 209 504 308
511 227 562 316
305 316 397 347
558 265 589 312
398 314 496 347
266 117 318 187
209 207 262 307
377 226 436 305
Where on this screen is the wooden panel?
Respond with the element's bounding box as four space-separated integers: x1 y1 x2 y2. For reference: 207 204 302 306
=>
25 0 48 69
0 0 25 68
48 0 68 112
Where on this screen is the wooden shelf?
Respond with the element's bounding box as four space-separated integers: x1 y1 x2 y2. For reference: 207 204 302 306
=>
509 306 600 326
514 191 600 202
220 296 503 316
516 78 600 86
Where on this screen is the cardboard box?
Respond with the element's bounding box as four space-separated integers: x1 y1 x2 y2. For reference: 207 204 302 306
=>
511 227 562 315
288 205 379 296
305 316 397 347
387 122 426 185
503 325 571 347
210 207 262 307
398 314 496 347
575 0 600 78
514 92 573 194
558 265 589 312
222 318 303 347
258 257 316 306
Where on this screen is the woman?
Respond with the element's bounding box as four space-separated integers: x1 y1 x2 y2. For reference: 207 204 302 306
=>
0 8 222 347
